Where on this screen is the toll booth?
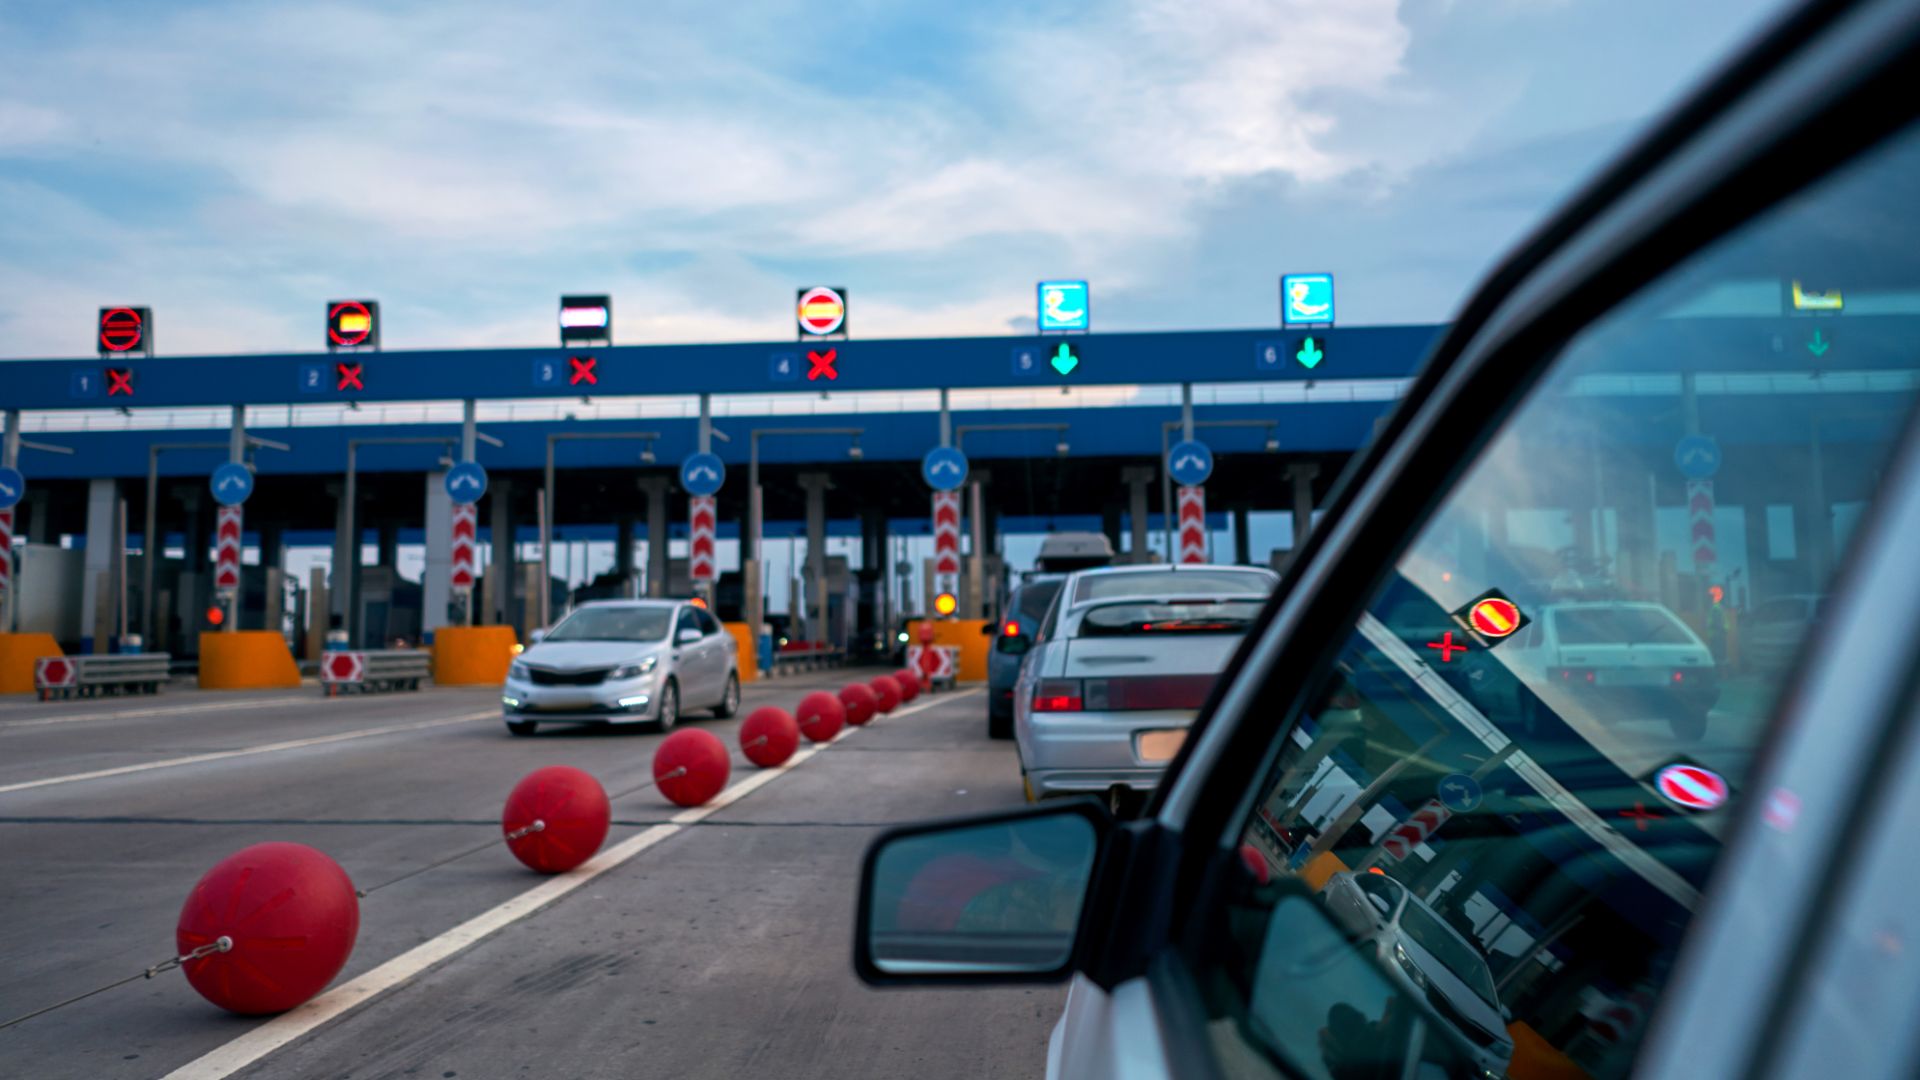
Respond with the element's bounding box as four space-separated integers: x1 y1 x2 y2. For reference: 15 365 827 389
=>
802 555 853 650
354 565 423 648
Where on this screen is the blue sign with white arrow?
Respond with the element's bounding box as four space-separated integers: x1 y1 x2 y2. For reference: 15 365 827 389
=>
445 461 489 502
1167 440 1214 487
1437 773 1483 813
681 452 726 497
1673 435 1722 480
210 462 255 507
922 446 969 492
0 466 24 511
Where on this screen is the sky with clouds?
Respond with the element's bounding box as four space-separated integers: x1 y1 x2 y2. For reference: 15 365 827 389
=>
0 0 1795 360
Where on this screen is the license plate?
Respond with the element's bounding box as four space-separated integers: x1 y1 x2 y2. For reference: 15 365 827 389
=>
1136 729 1188 763
1595 668 1664 687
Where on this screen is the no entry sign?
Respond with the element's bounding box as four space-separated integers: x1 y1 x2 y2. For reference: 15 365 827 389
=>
796 287 847 338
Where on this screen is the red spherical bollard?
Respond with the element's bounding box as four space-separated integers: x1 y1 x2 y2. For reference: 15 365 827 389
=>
893 669 920 702
1238 843 1271 885
175 842 359 1015
796 690 846 743
502 765 611 874
840 682 879 726
655 728 731 807
739 706 800 768
869 674 902 714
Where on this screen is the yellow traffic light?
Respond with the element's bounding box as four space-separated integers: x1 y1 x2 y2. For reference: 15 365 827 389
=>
933 592 958 617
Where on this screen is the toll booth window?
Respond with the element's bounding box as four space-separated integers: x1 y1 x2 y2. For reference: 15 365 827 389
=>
1202 121 1920 1079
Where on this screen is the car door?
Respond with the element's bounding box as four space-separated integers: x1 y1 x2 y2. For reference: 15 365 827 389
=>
852 3 1920 1077
696 607 732 700
672 606 711 703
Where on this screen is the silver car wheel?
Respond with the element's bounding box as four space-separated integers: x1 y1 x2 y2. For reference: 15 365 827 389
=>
656 680 679 732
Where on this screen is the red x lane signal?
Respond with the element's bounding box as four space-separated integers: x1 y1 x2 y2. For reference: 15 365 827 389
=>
568 355 598 386
335 362 364 391
807 348 838 381
106 368 135 397
1426 631 1468 663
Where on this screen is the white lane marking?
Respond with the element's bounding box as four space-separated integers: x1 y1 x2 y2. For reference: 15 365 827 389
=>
0 711 498 795
160 687 979 1080
0 697 312 731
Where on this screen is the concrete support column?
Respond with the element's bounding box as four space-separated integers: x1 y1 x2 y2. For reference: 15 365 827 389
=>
859 505 887 655
25 488 50 544
1122 466 1155 563
489 480 514 625
798 473 831 645
965 475 987 619
423 471 452 637
1289 464 1321 552
1233 505 1252 566
80 478 118 652
329 483 352 627
639 477 670 598
615 516 636 597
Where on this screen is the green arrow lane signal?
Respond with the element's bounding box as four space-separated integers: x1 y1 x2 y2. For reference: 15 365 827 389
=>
1806 329 1831 357
1295 337 1324 369
1050 342 1079 375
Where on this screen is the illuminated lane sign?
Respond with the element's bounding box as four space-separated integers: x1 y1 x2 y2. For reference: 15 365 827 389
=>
559 295 612 346
1038 280 1089 333
568 355 598 386
98 306 151 356
1280 274 1334 326
807 348 838 381
1452 589 1529 645
106 368 135 397
327 300 380 349
1790 281 1842 312
335 362 364 391
796 286 848 338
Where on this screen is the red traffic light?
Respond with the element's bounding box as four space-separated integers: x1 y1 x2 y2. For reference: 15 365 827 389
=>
205 605 225 626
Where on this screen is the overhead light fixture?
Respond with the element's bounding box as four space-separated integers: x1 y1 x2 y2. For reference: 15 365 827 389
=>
640 444 657 465
1055 440 1070 457
848 437 864 461
1265 433 1280 453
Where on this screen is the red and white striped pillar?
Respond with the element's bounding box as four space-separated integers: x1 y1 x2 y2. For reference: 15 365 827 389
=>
1176 486 1207 564
931 491 961 603
0 508 13 599
450 502 478 595
1687 479 1716 577
213 506 243 595
689 496 717 584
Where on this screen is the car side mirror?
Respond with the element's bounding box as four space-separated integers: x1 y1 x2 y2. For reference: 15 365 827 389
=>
995 634 1031 656
856 801 1110 985
980 623 996 636
676 628 702 645
528 629 546 645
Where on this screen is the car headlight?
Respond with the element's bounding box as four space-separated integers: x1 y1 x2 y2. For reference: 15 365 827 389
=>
611 656 659 680
509 661 529 681
1393 944 1429 988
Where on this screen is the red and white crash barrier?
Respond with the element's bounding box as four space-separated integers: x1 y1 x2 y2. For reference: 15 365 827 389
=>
1381 799 1452 861
907 644 958 686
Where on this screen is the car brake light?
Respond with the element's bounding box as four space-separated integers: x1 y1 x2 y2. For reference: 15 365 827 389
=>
1033 679 1083 712
1672 671 1685 683
1557 668 1596 683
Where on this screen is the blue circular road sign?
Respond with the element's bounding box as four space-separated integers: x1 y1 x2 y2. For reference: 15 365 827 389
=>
1167 440 1214 487
445 461 490 502
1674 435 1722 480
922 446 969 492
1437 773 1483 813
0 466 24 511
681 452 726 497
210 462 255 507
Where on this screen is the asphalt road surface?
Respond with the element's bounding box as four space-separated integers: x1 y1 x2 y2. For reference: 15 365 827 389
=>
0 671 1058 1079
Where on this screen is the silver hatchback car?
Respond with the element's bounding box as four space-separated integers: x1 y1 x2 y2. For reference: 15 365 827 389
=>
1013 564 1278 808
501 599 740 735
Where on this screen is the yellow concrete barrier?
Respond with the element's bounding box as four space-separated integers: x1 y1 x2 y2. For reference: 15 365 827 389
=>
0 633 64 695
433 625 518 686
907 619 991 682
199 631 301 690
723 622 757 683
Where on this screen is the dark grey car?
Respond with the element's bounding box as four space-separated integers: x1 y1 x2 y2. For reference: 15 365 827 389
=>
986 575 1065 739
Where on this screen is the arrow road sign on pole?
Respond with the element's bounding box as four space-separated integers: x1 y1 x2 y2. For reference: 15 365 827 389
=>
445 461 489 502
681 452 726 497
922 446 969 492
1673 435 1721 480
0 466 23 511
1167 440 1213 487
210 462 254 507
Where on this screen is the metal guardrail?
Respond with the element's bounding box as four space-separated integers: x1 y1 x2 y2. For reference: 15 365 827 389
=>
35 654 173 701
767 647 845 676
319 650 432 695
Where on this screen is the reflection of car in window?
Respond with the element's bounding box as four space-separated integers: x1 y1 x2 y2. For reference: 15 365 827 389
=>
1504 601 1720 740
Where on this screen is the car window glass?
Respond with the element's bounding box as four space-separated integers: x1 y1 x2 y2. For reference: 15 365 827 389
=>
696 608 721 635
1073 569 1275 602
1203 122 1920 1080
543 606 673 643
675 608 699 638
1016 581 1064 626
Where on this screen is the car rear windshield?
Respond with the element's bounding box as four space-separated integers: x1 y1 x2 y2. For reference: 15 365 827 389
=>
1553 606 1694 646
545 607 672 642
1077 600 1264 636
1074 569 1273 602
1013 581 1064 625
